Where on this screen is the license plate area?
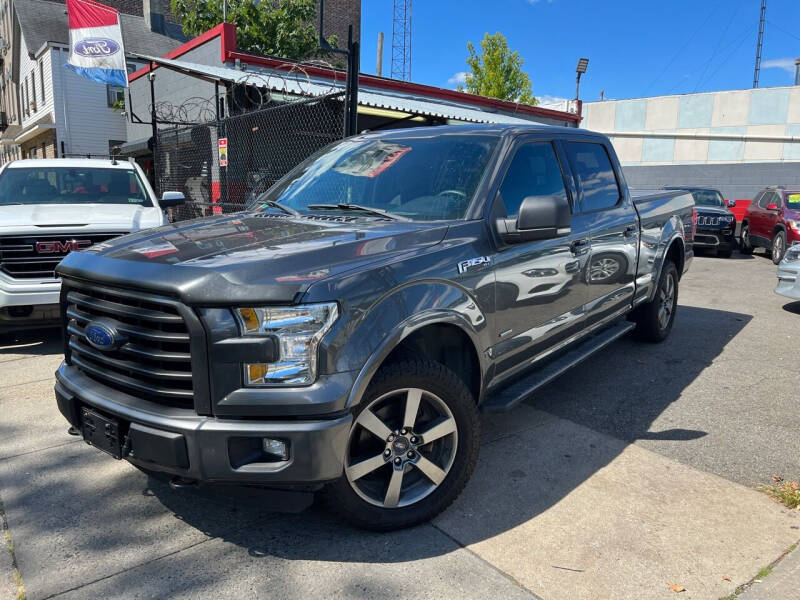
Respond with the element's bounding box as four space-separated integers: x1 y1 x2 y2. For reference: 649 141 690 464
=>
81 408 123 459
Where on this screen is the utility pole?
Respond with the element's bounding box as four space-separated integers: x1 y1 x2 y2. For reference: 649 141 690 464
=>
376 32 384 77
795 58 800 86
753 0 767 88
391 0 412 81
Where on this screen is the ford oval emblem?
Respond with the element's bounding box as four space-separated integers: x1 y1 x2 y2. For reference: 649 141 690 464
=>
74 38 121 57
85 320 123 351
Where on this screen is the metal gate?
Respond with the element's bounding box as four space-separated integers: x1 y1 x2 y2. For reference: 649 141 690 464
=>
155 91 345 221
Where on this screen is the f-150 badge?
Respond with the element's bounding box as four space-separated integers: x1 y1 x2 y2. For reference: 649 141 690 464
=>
457 256 491 274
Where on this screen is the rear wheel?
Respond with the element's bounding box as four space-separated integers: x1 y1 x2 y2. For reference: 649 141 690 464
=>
739 224 754 255
633 260 679 343
771 230 787 265
328 359 480 531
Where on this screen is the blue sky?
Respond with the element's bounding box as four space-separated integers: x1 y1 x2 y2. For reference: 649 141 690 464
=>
361 0 800 103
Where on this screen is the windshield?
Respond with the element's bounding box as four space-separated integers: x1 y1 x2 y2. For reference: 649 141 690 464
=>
692 190 725 208
253 132 499 221
0 167 152 206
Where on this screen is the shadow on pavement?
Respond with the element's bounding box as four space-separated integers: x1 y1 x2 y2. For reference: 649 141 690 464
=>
0 327 62 357
782 301 800 315
124 304 752 560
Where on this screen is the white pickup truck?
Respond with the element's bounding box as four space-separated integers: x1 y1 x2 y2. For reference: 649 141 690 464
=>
0 158 184 331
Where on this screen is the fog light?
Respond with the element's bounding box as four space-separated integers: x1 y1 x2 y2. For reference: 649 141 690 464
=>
262 438 289 461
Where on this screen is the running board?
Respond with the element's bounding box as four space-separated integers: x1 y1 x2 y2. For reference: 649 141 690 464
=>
481 320 636 413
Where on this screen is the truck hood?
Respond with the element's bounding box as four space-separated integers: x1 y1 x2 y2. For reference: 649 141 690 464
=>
0 203 163 230
57 212 449 304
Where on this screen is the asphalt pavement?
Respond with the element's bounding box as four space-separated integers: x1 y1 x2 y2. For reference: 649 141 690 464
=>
1 250 798 600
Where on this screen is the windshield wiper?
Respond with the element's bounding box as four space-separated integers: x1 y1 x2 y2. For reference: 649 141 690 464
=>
306 203 409 221
259 200 300 217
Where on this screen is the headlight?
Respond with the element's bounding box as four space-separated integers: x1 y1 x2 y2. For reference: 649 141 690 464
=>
787 220 800 231
234 303 338 386
784 245 800 263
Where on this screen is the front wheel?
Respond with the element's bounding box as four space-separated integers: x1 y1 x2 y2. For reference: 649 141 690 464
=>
328 359 480 531
633 260 679 343
771 230 787 265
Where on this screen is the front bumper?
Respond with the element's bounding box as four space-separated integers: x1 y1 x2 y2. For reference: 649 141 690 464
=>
0 276 61 327
55 363 352 484
775 262 800 300
693 227 736 250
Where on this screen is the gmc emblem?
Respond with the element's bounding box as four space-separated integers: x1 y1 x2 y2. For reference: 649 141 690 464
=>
35 240 92 254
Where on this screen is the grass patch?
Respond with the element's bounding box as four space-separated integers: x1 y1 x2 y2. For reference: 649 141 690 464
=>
0 497 26 600
754 566 772 580
717 542 799 600
760 477 800 509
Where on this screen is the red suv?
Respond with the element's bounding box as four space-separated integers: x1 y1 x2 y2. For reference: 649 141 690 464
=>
740 187 800 264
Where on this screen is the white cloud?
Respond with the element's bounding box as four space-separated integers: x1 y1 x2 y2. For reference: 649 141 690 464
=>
762 58 797 74
537 95 569 106
448 71 468 86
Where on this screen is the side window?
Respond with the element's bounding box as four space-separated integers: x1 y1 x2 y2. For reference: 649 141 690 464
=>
758 192 775 209
497 142 568 219
565 141 621 212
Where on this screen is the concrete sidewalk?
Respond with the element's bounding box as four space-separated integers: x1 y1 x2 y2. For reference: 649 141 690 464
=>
740 542 800 600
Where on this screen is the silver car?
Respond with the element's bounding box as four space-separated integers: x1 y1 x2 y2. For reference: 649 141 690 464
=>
775 243 800 300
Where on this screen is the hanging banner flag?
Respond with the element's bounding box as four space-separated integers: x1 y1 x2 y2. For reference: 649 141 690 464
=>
65 0 128 87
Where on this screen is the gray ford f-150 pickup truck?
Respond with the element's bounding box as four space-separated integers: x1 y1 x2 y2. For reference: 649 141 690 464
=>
54 124 694 530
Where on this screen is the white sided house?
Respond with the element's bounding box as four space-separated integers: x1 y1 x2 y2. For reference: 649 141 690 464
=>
0 0 180 162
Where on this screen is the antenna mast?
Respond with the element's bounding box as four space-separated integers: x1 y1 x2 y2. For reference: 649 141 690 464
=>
753 0 767 88
391 0 412 81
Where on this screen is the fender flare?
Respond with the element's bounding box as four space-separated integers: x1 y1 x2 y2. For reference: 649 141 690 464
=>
344 306 488 410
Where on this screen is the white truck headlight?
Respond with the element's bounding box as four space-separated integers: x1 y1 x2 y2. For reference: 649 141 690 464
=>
234 303 338 386
784 244 800 263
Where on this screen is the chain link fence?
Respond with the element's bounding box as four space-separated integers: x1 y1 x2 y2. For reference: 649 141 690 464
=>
155 91 345 222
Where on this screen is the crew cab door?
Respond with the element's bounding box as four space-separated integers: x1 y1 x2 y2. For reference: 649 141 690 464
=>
489 138 593 379
562 140 638 328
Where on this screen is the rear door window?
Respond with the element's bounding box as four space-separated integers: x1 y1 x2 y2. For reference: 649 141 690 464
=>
564 142 621 212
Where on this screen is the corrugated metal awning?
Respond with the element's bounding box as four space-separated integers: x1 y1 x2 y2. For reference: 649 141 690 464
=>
134 54 540 125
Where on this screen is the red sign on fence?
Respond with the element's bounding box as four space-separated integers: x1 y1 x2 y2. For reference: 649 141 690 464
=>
218 137 228 167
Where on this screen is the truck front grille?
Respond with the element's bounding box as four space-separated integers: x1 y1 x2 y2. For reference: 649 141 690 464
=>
64 281 195 409
0 233 125 279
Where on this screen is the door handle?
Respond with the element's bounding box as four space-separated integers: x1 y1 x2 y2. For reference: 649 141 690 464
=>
623 225 637 237
570 238 589 254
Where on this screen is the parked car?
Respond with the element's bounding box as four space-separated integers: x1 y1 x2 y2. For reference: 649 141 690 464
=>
664 187 736 257
0 158 185 331
740 187 800 264
775 243 800 300
54 125 694 530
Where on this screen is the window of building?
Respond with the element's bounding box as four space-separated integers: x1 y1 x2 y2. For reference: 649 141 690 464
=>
565 141 621 212
39 61 45 103
106 85 125 108
498 142 568 219
30 72 35 110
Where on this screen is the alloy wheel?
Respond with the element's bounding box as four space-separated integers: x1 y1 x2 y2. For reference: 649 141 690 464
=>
344 388 458 509
773 235 784 260
657 272 676 331
589 257 620 282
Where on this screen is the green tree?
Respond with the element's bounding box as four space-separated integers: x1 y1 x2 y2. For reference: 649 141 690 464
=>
169 0 337 61
458 32 537 105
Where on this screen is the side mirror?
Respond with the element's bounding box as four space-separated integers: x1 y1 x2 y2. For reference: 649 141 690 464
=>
496 195 571 244
160 191 185 207
727 199 736 208
766 203 779 211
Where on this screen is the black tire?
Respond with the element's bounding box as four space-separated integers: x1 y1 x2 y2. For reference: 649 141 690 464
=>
327 359 480 531
633 260 679 343
739 223 754 255
771 230 787 265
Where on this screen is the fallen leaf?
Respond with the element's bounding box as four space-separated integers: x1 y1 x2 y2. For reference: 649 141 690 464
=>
773 476 784 483
722 575 731 582
667 583 686 593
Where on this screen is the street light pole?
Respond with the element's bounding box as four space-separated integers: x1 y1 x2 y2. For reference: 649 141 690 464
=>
795 58 800 86
575 57 589 101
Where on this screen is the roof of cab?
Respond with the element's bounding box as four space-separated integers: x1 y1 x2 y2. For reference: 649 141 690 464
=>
5 159 136 170
358 123 602 140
